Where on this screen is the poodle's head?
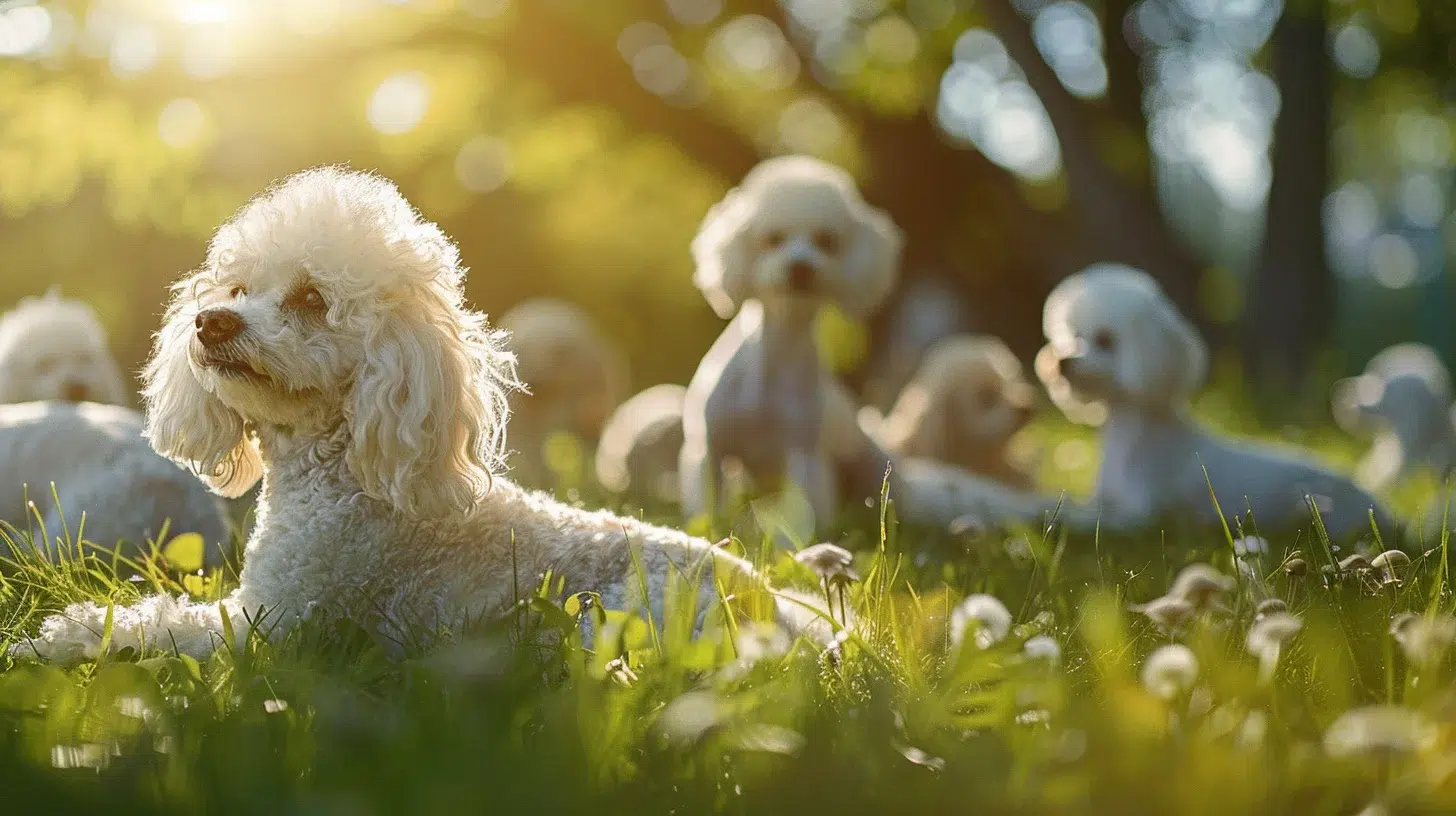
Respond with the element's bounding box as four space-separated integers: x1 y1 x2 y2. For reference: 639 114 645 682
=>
0 287 129 406
1332 343 1452 441
691 155 902 319
142 166 520 517
1035 263 1207 423
889 335 1036 453
496 297 627 440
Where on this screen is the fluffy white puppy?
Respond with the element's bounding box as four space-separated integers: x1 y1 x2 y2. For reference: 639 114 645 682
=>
1035 263 1390 539
871 334 1038 491
594 383 687 504
0 287 129 405
682 156 1081 540
497 297 628 487
12 168 821 665
0 401 231 566
1332 343 1456 491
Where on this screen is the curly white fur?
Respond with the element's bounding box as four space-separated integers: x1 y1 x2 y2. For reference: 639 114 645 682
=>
595 383 687 503
12 167 825 665
0 287 128 406
0 401 231 566
1036 263 1390 539
871 334 1038 490
497 297 627 487
1332 343 1456 491
681 156 1082 541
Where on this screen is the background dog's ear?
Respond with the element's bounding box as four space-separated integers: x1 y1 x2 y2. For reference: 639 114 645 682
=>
143 274 263 498
1126 296 1207 405
690 186 756 319
1034 344 1108 426
839 199 902 317
346 283 518 517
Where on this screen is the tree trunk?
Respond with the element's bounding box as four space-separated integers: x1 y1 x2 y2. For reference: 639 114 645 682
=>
1242 1 1334 406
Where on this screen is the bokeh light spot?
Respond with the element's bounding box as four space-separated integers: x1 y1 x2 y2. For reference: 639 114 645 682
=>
0 4 51 58
1397 174 1445 230
1369 233 1418 289
455 136 511 194
109 23 159 78
1331 24 1379 79
367 72 430 135
666 0 722 26
158 99 205 148
778 98 845 156
863 15 920 65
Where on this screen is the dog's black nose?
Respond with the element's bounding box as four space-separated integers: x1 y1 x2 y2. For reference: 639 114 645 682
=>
787 260 816 292
62 382 88 402
1057 355 1077 377
195 308 245 348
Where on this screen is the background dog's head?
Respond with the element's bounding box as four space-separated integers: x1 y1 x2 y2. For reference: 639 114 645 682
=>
1035 263 1207 423
1332 343 1452 442
882 334 1036 458
0 287 129 406
143 166 520 517
690 155 902 319
497 297 627 442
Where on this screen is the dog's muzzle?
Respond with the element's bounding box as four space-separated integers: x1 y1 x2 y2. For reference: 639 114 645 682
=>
1056 354 1081 378
196 308 245 348
62 382 89 403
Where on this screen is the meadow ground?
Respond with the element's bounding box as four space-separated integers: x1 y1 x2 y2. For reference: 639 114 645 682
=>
2 388 1455 816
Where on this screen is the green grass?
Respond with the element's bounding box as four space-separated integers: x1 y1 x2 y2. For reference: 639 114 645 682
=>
2 403 1455 815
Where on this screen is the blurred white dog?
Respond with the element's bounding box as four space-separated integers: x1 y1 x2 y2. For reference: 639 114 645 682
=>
594 383 687 504
1332 343 1456 491
497 297 627 487
0 401 231 567
868 334 1039 491
1035 263 1390 539
681 156 1081 541
0 287 129 405
12 168 828 665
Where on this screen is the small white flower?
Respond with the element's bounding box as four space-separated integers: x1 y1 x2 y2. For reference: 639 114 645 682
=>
1169 563 1235 609
794 542 859 583
1390 612 1456 667
1023 635 1061 667
1141 644 1199 701
951 594 1012 650
1323 705 1433 759
1246 611 1302 682
262 699 289 714
1234 536 1269 558
1129 595 1197 633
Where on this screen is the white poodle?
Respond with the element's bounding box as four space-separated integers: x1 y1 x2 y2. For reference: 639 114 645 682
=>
11 168 822 665
869 334 1039 491
1332 343 1456 491
594 383 687 504
681 156 1082 541
497 297 628 487
1035 263 1391 539
0 401 231 567
0 286 129 406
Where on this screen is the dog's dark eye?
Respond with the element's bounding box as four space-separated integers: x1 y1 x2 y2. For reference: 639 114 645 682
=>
229 285 246 299
1092 329 1116 352
812 231 841 256
286 286 327 314
763 230 787 250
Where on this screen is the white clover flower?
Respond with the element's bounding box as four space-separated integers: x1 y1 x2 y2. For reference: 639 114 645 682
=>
1324 705 1434 759
1141 644 1199 701
794 542 859 583
1023 635 1062 667
951 594 1012 650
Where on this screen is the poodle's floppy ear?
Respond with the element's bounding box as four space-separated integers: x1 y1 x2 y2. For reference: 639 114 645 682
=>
143 274 263 498
691 186 756 319
1034 343 1108 426
346 280 518 518
838 198 902 317
1122 293 1207 405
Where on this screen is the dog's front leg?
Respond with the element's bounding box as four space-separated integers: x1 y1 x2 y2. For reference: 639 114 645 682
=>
785 448 836 541
678 436 725 526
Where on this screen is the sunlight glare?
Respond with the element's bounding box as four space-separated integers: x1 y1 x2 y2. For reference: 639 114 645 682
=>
0 4 52 58
368 72 431 135
174 0 236 25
